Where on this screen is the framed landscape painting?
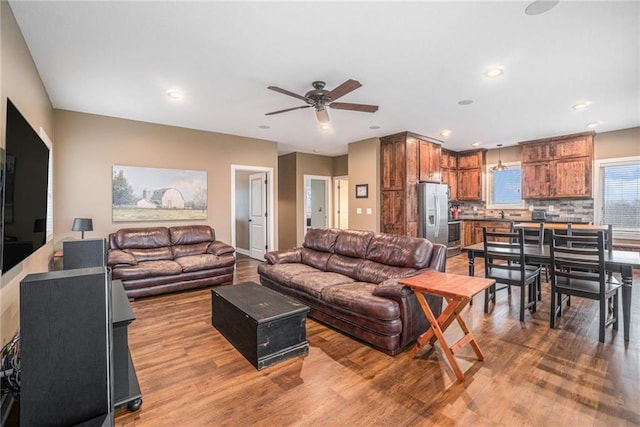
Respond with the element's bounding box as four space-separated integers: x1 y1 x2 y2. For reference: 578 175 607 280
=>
112 165 207 222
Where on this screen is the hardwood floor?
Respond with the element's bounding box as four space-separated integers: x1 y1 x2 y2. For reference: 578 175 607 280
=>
116 254 640 426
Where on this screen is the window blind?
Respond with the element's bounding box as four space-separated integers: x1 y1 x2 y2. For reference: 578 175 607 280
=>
601 163 640 233
490 167 521 205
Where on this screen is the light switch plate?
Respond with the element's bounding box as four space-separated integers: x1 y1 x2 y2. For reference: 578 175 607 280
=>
356 208 362 214
366 208 372 215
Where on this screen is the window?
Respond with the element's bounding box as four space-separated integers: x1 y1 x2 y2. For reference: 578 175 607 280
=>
487 162 524 208
597 158 640 237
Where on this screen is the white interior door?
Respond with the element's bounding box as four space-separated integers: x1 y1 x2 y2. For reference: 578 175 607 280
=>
334 177 349 229
249 172 267 260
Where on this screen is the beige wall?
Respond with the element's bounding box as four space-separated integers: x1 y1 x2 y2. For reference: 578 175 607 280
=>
334 154 348 176
594 127 640 159
0 1 55 345
347 137 379 233
53 110 278 247
277 153 297 250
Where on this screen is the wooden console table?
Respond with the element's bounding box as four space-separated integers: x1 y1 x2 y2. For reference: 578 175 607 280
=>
400 271 495 381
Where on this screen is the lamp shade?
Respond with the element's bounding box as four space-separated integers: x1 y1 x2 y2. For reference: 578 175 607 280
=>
72 218 93 232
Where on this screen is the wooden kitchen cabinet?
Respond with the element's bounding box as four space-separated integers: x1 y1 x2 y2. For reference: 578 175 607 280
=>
519 132 594 199
419 139 442 183
442 169 458 201
463 220 511 246
458 150 484 169
441 148 458 201
380 132 439 236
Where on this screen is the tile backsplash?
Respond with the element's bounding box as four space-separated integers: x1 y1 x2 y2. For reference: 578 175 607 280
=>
454 199 595 224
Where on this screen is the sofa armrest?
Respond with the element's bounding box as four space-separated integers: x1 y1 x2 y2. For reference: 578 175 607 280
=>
107 249 137 267
372 278 412 299
207 241 235 256
428 243 448 271
264 249 301 265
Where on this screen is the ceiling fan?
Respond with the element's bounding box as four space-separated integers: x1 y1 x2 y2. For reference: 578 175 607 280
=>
265 79 378 125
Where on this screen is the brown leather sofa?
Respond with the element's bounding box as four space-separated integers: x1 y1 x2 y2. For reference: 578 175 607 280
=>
258 228 447 355
108 225 235 299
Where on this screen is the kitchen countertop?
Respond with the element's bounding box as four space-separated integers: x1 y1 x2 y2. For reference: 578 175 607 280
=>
457 217 514 222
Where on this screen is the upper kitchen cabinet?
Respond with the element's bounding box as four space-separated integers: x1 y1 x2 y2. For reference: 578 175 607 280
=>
456 149 486 201
418 139 442 183
520 132 594 199
441 148 458 201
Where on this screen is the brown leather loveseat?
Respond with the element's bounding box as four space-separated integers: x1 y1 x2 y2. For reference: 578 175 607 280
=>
258 228 447 355
108 225 235 299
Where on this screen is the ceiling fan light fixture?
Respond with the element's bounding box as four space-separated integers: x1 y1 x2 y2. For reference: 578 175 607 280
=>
315 106 330 124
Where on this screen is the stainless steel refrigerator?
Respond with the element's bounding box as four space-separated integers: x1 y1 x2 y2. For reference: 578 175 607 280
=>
418 182 449 246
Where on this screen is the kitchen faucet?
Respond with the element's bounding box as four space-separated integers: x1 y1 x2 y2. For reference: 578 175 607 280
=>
500 210 505 219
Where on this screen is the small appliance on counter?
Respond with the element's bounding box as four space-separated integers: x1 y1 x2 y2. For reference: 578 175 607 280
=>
531 210 546 222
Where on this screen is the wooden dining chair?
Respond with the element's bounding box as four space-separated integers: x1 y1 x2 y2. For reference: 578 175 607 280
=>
483 227 540 322
549 230 621 343
513 222 546 299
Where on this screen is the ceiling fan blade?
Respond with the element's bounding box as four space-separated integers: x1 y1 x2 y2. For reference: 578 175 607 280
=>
326 79 362 101
265 105 311 115
267 86 308 102
329 102 379 113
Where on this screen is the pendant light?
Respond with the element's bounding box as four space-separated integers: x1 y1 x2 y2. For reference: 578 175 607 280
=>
492 144 507 172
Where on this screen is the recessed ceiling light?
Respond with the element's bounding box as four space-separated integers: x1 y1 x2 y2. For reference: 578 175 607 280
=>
484 67 504 78
573 101 591 110
369 125 381 130
320 123 331 130
167 90 183 100
440 129 451 137
258 125 270 129
587 122 600 129
525 1 559 16
458 99 474 106
471 142 481 147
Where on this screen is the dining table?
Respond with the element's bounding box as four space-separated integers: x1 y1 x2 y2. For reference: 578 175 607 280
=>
462 242 640 341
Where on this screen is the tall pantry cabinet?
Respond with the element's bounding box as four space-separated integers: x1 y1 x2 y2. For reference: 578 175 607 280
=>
380 132 442 236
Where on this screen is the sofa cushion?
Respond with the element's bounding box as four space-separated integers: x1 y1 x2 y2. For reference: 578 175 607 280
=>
289 272 355 299
326 254 365 280
357 260 416 284
125 247 174 262
111 260 183 281
207 241 235 256
175 254 235 272
300 248 331 271
366 234 432 269
169 225 215 245
108 249 137 266
303 228 339 252
257 263 319 286
333 229 374 259
172 242 210 259
321 282 401 321
115 227 171 249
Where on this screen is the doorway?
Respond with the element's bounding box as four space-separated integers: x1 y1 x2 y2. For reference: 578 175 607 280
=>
231 165 274 260
333 176 349 229
304 175 330 234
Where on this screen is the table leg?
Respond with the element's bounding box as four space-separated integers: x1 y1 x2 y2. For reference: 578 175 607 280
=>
621 265 633 342
468 251 476 276
412 292 465 381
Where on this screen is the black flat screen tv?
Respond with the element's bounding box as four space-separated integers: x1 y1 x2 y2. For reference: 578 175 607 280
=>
2 99 50 274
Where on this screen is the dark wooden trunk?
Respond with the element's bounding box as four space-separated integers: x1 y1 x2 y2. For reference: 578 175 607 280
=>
211 282 309 370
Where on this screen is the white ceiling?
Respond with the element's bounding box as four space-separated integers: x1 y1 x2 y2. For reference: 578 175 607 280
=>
9 1 640 157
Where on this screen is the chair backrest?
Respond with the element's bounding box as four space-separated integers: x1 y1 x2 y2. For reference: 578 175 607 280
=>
550 229 606 295
483 227 527 281
566 223 613 255
512 222 544 248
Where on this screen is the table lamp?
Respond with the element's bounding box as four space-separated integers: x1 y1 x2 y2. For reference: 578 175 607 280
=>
72 218 93 239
